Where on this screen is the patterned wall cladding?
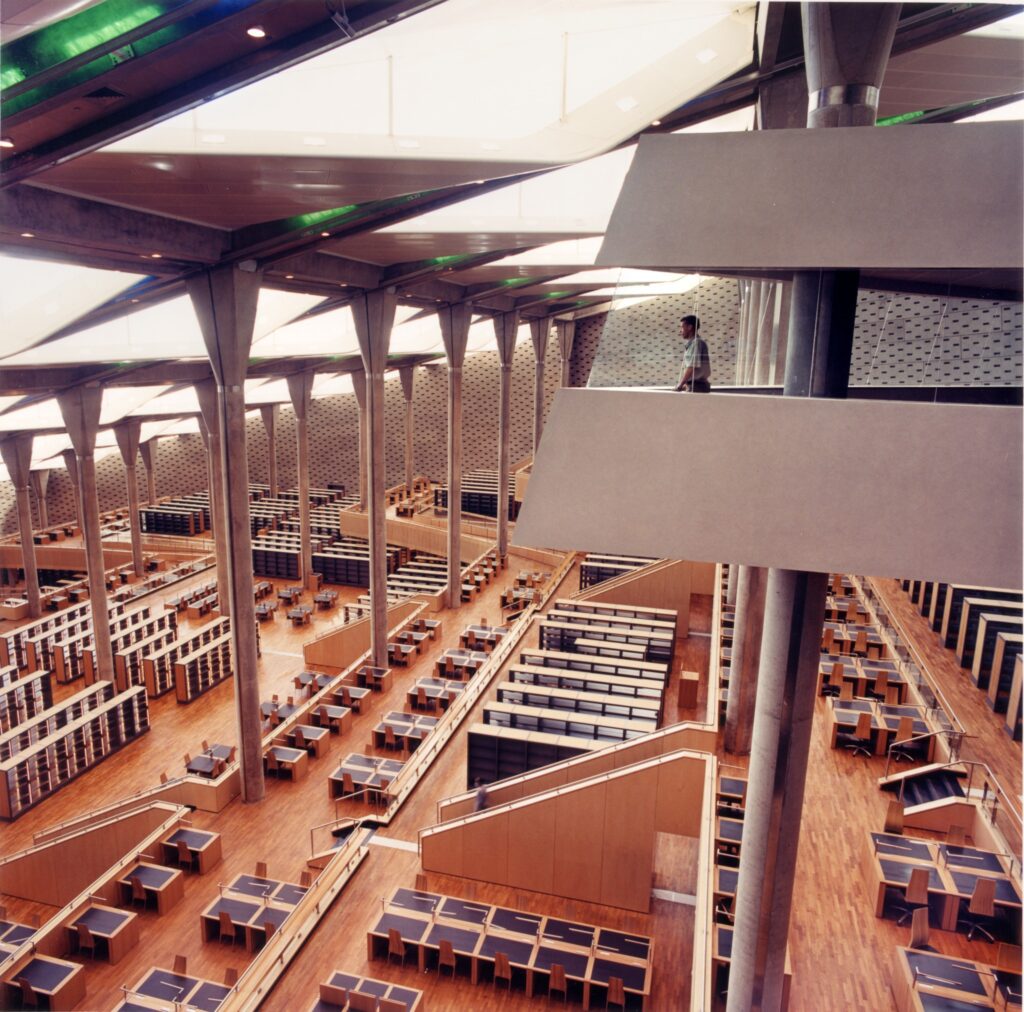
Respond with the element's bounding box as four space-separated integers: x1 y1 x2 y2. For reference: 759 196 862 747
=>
1 333 558 536
586 276 742 388
584 279 1022 390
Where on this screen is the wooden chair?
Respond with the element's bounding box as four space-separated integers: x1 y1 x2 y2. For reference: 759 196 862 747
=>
265 750 281 777
318 983 348 1009
129 876 148 909
444 655 456 677
494 951 512 991
838 680 854 703
342 771 359 799
76 921 98 958
946 823 968 846
183 752 192 767
606 975 626 1011
387 926 407 965
159 771 169 785
995 942 1022 972
548 962 568 1003
821 662 844 698
293 727 307 752
821 627 835 653
415 872 429 893
228 745 237 763
867 671 889 702
263 919 277 943
201 739 209 752
299 870 313 888
378 998 406 1012
438 937 457 977
882 798 904 835
894 866 930 925
347 992 376 1012
16 977 38 1009
909 905 935 952
176 839 197 872
255 861 268 879
224 968 239 987
415 686 430 711
173 954 188 975
384 724 399 752
891 716 927 763
853 629 869 656
958 876 997 942
837 712 874 757
219 909 236 944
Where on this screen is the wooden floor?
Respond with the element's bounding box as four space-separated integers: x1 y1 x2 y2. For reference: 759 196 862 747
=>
0 561 1015 1011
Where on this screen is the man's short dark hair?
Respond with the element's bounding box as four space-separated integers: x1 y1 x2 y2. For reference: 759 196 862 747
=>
681 314 700 330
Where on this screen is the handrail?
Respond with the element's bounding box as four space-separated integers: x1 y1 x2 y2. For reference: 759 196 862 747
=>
851 575 966 735
883 730 953 780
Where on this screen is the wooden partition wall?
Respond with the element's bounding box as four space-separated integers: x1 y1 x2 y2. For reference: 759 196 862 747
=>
0 544 135 572
302 599 420 668
0 802 180 906
573 558 693 634
336 510 493 562
421 750 711 912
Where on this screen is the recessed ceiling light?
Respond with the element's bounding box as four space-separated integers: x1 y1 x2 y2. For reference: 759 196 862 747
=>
285 274 294 279
651 119 662 126
696 48 718 63
0 137 13 148
615 96 638 113
20 232 34 238
320 231 330 237
150 253 162 259
246 25 266 38
131 298 140 303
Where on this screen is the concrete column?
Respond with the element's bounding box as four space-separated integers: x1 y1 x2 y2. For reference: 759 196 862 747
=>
0 435 42 618
56 387 115 683
60 449 82 530
138 440 158 503
260 404 279 497
187 264 264 805
726 7 898 1009
30 469 49 531
287 376 315 589
725 561 738 606
557 319 576 388
351 367 368 511
493 311 520 560
440 302 472 607
399 367 415 495
196 382 232 620
723 564 769 754
113 419 145 577
769 282 793 386
528 318 548 455
353 289 398 669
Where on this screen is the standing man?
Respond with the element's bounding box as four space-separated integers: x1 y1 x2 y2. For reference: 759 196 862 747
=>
674 314 712 392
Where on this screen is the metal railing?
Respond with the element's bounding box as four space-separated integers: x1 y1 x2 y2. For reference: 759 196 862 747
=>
883 730 954 779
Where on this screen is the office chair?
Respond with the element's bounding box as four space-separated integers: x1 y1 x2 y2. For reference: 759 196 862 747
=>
265 750 280 777
908 906 935 952
129 876 148 910
16 977 38 1009
384 724 399 751
882 798 904 836
838 680 855 703
892 867 930 926
890 716 926 763
958 876 998 942
837 712 874 757
293 727 306 752
867 671 889 702
821 662 844 698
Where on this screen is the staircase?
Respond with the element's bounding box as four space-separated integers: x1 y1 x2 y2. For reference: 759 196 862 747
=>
880 763 967 810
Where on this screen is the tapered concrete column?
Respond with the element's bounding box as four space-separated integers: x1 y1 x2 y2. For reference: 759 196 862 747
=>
60 449 82 530
113 419 145 577
351 368 368 511
286 375 315 589
30 469 49 530
493 311 520 560
354 289 398 668
0 436 42 617
440 302 472 607
734 280 750 385
399 367 415 495
260 404 279 497
187 264 264 805
725 562 738 606
196 383 232 620
528 318 548 454
726 8 898 1009
723 565 769 754
556 319 576 388
138 440 158 503
57 386 115 683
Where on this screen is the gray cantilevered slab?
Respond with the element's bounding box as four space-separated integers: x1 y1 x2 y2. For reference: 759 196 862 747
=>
597 123 1023 270
512 389 1022 590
